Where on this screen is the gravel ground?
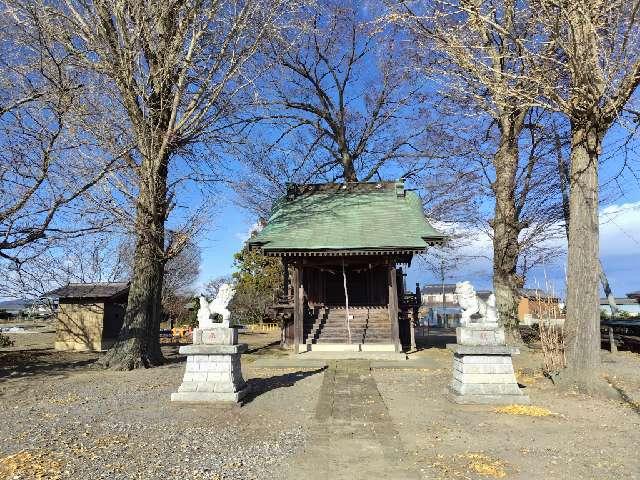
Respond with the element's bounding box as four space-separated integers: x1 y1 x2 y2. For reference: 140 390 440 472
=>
375 346 640 479
1 328 323 480
2 324 640 479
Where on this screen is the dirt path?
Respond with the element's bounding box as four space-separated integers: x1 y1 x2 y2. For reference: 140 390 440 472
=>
283 360 421 480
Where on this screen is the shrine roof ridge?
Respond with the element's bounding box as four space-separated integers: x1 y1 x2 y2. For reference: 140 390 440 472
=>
249 180 445 254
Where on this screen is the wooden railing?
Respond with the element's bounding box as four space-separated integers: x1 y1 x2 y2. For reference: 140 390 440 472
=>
244 323 279 333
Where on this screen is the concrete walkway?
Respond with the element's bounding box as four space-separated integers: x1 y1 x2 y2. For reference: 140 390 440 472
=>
283 360 421 479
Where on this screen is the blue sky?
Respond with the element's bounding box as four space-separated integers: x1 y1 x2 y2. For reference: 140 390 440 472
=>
191 35 640 300
196 171 640 299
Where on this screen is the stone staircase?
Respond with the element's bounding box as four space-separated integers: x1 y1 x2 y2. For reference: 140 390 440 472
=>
303 306 393 346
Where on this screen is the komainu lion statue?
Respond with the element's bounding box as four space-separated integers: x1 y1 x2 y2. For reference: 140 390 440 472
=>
197 283 235 329
455 281 498 326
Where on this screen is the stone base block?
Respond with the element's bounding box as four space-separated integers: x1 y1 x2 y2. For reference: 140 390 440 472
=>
302 343 398 353
360 343 397 352
193 327 237 345
456 326 505 346
172 349 246 404
448 352 529 405
447 389 530 405
305 343 360 352
171 388 248 403
450 379 523 395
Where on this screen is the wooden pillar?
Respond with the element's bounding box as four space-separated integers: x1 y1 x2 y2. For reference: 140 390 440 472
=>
293 264 301 353
298 265 305 348
388 264 401 352
282 259 290 300
410 283 419 352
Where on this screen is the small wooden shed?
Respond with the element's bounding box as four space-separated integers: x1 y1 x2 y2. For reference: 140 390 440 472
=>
50 282 129 351
249 181 445 353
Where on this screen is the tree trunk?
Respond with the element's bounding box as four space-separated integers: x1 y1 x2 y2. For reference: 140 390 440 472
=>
99 159 167 370
563 121 602 384
557 133 618 318
341 150 358 182
492 127 522 343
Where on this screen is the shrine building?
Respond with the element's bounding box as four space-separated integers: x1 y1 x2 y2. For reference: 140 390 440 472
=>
248 181 444 353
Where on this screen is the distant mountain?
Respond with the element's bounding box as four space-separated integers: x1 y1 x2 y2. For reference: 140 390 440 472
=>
0 299 30 312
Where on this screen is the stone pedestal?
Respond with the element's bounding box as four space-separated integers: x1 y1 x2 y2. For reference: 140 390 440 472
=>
171 326 248 403
447 326 529 405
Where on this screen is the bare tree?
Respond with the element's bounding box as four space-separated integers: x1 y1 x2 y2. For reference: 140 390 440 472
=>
235 0 436 215
203 275 234 300
161 239 201 327
0 3 119 264
391 1 563 340
534 0 640 387
13 0 304 370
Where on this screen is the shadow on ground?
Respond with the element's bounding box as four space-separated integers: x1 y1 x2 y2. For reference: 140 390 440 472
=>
246 340 281 355
415 328 456 350
243 368 325 405
0 348 98 381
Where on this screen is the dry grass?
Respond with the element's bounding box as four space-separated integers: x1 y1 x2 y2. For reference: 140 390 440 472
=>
0 449 64 479
495 404 553 416
531 287 566 376
461 453 507 478
45 392 82 406
539 319 565 375
430 452 508 479
515 368 544 386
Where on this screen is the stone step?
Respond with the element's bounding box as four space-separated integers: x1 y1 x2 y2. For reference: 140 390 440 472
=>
305 326 391 333
308 338 392 344
304 319 391 327
310 325 391 332
303 306 393 346
304 329 391 341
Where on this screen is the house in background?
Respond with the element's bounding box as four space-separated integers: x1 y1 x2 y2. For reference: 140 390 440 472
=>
600 291 640 318
49 283 129 351
420 285 565 327
420 284 492 328
518 289 564 325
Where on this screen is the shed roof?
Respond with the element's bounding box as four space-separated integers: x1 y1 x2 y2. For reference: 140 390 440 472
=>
47 282 129 300
249 181 444 255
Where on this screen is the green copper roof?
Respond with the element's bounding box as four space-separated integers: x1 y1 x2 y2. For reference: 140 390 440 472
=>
250 182 444 253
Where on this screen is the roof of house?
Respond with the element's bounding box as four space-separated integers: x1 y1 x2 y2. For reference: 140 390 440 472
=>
421 284 493 298
476 290 493 301
519 288 559 300
47 282 129 300
425 303 461 310
422 284 458 295
249 181 444 255
600 297 639 306
627 291 640 299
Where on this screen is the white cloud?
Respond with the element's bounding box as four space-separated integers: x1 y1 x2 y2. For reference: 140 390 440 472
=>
234 221 262 242
416 201 640 293
599 201 640 257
